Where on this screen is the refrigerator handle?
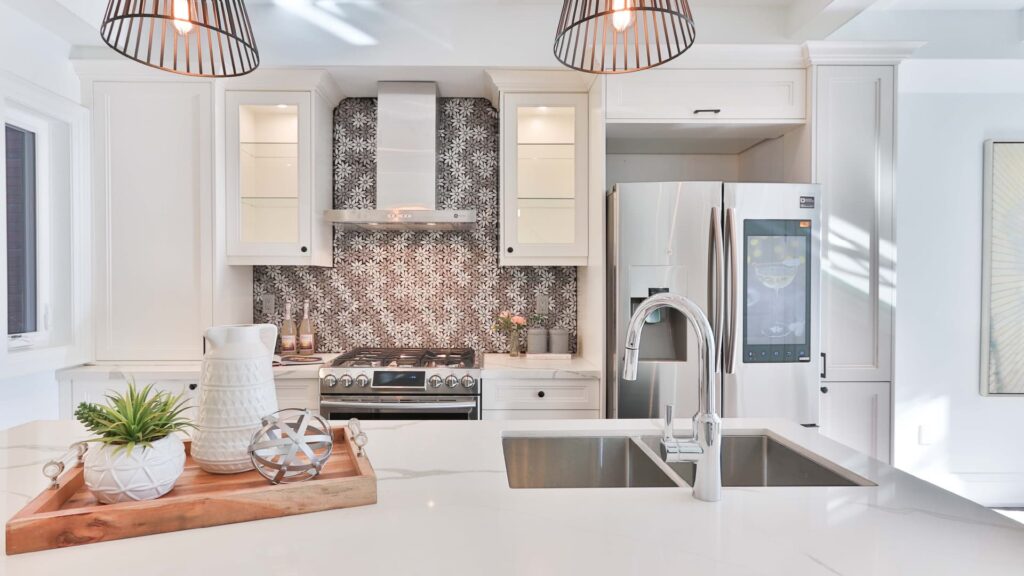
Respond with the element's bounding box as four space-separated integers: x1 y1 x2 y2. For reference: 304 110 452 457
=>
723 208 739 375
708 207 724 371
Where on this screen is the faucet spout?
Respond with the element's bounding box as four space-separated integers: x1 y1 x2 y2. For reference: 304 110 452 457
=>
621 292 722 502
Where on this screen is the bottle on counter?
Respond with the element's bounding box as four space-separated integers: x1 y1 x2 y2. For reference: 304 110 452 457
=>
280 302 297 355
298 300 315 355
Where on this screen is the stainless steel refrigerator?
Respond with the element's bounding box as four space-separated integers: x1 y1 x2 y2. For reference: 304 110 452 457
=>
607 182 821 425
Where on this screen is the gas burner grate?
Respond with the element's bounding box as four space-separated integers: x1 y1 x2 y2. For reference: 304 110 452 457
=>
332 348 476 369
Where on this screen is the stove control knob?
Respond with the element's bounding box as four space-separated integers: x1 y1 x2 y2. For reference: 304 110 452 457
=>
323 374 338 388
339 375 353 388
444 375 459 388
355 374 370 388
461 375 477 389
428 375 444 388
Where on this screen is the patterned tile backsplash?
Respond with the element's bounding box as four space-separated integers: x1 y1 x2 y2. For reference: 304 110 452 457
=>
253 98 578 353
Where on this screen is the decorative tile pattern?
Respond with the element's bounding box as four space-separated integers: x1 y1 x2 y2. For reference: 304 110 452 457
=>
253 98 578 353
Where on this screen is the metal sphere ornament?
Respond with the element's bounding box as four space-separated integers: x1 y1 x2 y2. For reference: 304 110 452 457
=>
248 409 333 485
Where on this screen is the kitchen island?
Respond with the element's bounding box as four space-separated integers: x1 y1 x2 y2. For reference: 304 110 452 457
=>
2 418 1022 575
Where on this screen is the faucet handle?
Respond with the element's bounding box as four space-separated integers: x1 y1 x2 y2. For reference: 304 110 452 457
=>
664 404 674 441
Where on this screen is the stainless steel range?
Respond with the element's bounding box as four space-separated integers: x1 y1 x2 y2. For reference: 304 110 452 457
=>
319 348 481 420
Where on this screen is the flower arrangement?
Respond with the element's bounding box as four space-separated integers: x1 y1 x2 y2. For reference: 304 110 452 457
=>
493 310 528 357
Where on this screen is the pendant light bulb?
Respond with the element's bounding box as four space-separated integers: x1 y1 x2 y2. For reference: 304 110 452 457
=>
173 0 193 35
611 0 634 32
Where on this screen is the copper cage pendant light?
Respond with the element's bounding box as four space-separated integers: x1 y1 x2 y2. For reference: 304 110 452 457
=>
100 0 259 78
554 0 695 74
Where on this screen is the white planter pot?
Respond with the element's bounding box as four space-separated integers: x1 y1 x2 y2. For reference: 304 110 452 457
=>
83 435 185 504
191 324 279 474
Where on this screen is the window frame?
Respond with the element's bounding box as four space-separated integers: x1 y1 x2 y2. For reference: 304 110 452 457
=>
4 107 52 351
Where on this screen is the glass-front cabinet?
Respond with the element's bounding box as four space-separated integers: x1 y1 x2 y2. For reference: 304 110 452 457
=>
225 90 331 266
501 92 588 266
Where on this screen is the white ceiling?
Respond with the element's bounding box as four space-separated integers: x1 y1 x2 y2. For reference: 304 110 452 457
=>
871 0 1024 8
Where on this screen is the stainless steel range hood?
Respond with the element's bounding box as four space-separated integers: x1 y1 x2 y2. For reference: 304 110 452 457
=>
326 82 476 231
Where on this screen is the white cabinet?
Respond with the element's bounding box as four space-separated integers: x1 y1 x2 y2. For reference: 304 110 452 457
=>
482 377 601 420
225 90 332 266
814 66 895 383
274 378 319 412
606 69 806 122
62 377 200 421
819 381 891 464
92 82 214 361
500 92 589 266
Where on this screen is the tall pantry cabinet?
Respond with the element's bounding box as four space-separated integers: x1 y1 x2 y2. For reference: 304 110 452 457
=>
808 44 918 464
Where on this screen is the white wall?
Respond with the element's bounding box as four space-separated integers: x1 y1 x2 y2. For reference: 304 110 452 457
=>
606 154 739 187
894 59 1024 506
0 1 80 430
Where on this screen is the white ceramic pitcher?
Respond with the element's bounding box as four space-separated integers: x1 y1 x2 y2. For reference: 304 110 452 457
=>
191 324 279 474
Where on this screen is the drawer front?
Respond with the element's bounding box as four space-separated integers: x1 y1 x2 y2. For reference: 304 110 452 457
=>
275 379 319 412
483 378 600 410
483 409 601 421
607 69 806 121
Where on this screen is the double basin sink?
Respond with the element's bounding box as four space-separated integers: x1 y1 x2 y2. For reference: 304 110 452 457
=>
502 434 874 489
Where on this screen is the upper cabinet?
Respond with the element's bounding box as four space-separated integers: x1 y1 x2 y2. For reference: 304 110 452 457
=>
501 92 589 266
606 69 806 123
225 89 333 266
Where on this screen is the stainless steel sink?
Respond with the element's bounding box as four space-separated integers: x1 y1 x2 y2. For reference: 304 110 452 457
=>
502 434 874 489
502 436 677 488
640 435 874 487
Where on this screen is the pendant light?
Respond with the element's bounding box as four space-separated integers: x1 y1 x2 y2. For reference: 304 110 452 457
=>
554 0 695 74
100 0 259 78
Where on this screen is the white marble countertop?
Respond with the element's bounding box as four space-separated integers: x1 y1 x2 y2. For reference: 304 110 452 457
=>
482 353 601 379
2 418 1023 575
56 354 339 381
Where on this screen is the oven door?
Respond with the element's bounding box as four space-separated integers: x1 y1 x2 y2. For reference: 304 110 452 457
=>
320 395 480 421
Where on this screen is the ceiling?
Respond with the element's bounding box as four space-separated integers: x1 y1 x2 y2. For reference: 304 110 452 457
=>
12 0 1024 78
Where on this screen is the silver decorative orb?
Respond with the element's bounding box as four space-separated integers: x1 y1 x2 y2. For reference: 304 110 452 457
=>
248 409 333 484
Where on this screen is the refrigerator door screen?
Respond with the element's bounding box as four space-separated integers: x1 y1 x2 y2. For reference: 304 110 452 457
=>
743 219 812 363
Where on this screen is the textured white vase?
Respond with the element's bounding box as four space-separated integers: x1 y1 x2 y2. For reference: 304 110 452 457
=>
83 435 185 504
191 324 279 474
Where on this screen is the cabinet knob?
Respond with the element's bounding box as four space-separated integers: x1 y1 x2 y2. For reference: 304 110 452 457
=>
300 246 308 253
189 383 198 391
820 386 829 394
537 390 545 398
507 247 514 253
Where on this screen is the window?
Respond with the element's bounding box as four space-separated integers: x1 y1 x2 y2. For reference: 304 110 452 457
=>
4 109 49 350
6 124 37 338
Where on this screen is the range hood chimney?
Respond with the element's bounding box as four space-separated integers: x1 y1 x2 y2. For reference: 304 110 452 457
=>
326 82 476 231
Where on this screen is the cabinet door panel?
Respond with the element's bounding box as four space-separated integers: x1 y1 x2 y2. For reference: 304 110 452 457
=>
483 409 600 420
501 93 589 265
816 66 894 382
607 69 806 121
819 381 891 463
93 82 211 361
483 378 600 410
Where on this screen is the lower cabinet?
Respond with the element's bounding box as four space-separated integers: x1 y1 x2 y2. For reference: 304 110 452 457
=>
59 374 320 420
274 378 320 412
818 381 892 464
482 377 601 420
62 378 200 422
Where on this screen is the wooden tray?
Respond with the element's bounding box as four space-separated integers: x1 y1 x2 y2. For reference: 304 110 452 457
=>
5 426 376 555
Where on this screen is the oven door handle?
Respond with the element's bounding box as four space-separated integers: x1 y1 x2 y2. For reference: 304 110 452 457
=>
320 399 479 411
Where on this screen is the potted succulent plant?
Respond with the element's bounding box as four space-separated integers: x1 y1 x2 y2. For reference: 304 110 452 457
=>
74 383 193 504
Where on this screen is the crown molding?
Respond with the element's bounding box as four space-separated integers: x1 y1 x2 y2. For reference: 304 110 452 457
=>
802 41 927 66
484 69 596 107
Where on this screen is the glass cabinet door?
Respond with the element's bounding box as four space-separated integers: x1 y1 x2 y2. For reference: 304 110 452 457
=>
226 91 311 258
502 92 588 265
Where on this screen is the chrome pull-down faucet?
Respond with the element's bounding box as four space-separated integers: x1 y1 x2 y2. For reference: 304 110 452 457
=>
622 292 722 502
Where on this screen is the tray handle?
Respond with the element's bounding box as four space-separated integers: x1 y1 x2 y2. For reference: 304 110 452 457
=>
347 419 369 458
43 442 88 489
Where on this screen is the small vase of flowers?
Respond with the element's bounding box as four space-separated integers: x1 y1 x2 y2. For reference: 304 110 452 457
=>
494 310 527 357
75 382 194 504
